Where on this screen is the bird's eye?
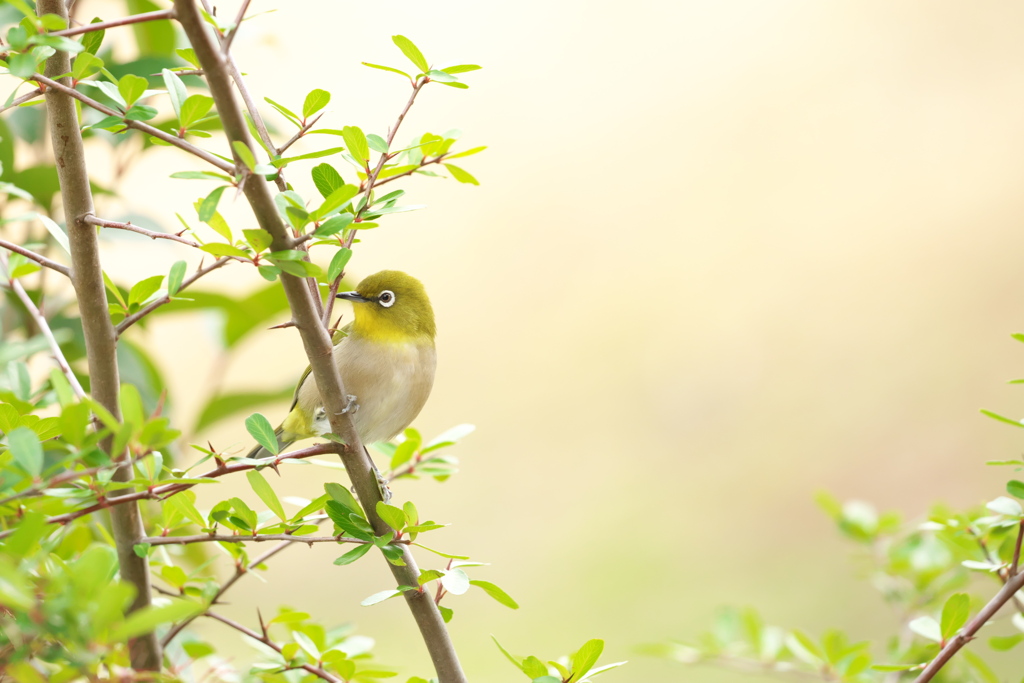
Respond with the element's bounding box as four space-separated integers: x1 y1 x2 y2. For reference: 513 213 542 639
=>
378 290 396 307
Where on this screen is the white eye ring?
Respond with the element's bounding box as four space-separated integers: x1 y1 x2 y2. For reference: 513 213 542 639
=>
378 290 396 307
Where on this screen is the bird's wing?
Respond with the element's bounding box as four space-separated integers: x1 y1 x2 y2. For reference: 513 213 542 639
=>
286 322 353 411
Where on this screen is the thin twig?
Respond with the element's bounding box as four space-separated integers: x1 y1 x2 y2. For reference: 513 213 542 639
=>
0 238 70 276
1 254 85 398
276 113 323 156
32 73 235 173
1012 521 1024 576
0 455 149 507
84 214 201 248
913 569 1024 683
116 256 234 335
0 87 43 114
204 612 343 683
371 155 447 189
220 0 251 54
0 444 337 541
967 527 1024 615
320 274 343 327
50 8 174 36
141 533 408 546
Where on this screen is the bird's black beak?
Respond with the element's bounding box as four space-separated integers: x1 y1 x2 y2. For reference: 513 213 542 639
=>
336 291 372 303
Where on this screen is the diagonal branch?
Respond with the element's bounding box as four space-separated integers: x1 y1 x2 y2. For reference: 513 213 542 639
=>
84 214 202 248
116 256 233 336
1 254 85 399
0 87 44 115
141 533 410 547
173 3 467 680
31 73 235 173
51 9 175 36
0 238 70 276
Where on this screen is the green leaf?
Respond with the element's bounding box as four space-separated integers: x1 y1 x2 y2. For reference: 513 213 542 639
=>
569 640 604 681
447 145 487 160
376 502 407 531
179 94 214 129
243 228 273 252
367 133 388 154
492 636 525 673
4 510 49 558
245 413 278 456
161 68 187 120
317 214 353 238
302 89 331 118
8 426 43 476
334 543 372 565
980 409 1024 428
908 616 942 643
120 382 146 429
441 64 482 74
109 599 203 641
72 52 104 80
316 184 359 218
940 593 970 640
522 657 548 678
361 589 402 606
327 247 353 282
126 0 175 56
166 260 187 297
426 69 459 83
198 186 228 222
1008 480 1024 499
392 35 429 73
444 163 479 185
232 140 256 171
37 214 70 255
247 470 286 521
470 580 519 609
129 274 164 306
311 163 343 199
117 73 148 108
440 568 470 595
272 146 347 168
265 96 301 126
176 47 200 67
324 482 363 517
81 18 105 55
199 243 249 259
989 634 1024 651
341 126 369 164
361 62 411 79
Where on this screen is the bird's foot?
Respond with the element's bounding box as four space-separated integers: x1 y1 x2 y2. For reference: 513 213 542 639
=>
338 394 359 415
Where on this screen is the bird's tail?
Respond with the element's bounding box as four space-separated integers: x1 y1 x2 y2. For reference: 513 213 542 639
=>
246 426 296 459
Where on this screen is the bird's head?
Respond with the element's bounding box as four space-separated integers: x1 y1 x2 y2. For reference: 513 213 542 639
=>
336 270 436 343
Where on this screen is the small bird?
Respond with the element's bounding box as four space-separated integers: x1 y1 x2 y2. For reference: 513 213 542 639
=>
248 270 437 459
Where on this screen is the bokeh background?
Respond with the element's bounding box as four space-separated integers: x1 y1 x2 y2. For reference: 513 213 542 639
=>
14 0 1024 680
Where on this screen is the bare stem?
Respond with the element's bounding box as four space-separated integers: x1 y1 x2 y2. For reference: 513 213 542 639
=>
84 214 202 248
1 256 85 398
0 87 43 114
38 0 159 669
116 256 233 335
173 3 466 679
51 9 175 36
220 0 251 54
1012 522 1024 576
141 533 408 546
0 238 70 276
31 73 235 173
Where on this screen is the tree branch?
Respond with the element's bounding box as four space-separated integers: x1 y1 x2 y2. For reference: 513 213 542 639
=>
31 73 235 173
172 3 467 680
141 532 410 546
37 0 160 670
1012 521 1024 576
1 255 85 399
84 214 202 248
0 87 43 114
116 256 233 335
0 238 70 276
50 9 174 37
204 611 343 683
913 569 1024 683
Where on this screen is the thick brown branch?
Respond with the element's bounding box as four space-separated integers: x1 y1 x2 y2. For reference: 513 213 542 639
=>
116 256 233 335
38 0 159 669
31 73 235 173
84 214 201 248
51 9 175 37
173 3 466 680
0 238 70 276
1012 522 1024 576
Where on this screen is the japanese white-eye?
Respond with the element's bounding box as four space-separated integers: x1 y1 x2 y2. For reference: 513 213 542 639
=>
249 270 437 458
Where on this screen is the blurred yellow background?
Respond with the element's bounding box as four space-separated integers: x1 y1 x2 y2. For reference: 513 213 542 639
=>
35 0 1024 680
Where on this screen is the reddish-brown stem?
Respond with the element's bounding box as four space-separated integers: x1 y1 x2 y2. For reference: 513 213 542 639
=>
220 0 251 54
1012 521 1024 576
51 9 175 37
0 87 43 114
913 569 1024 683
84 214 201 248
0 238 70 276
31 73 235 173
204 612 342 683
116 256 233 336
